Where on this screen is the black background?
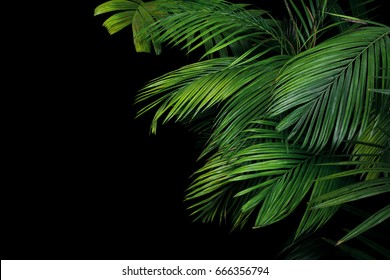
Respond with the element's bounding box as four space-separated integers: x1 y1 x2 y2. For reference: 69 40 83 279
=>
3 0 388 260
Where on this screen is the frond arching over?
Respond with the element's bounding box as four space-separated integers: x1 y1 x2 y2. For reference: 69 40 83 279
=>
269 26 390 153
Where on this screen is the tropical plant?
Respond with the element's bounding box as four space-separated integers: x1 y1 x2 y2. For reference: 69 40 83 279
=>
94 0 390 258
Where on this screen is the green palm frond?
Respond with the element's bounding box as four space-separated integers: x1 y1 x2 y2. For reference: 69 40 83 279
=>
313 208 390 259
311 115 389 205
337 205 390 245
280 210 390 259
135 55 292 137
94 0 170 53
202 55 290 158
278 0 373 53
293 166 346 239
135 57 240 133
322 0 380 30
135 54 290 151
186 121 346 232
320 0 379 32
305 115 390 243
95 0 390 259
136 0 283 58
269 26 390 153
348 110 390 179
282 0 331 51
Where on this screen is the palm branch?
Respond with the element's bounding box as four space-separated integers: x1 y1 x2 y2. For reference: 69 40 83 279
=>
94 0 390 258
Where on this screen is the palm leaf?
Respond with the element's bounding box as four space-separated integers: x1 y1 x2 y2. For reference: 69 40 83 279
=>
337 205 390 245
135 55 290 136
201 55 290 157
94 0 390 258
302 115 390 244
283 0 327 51
279 0 365 53
94 0 169 53
310 114 389 209
135 57 242 133
293 164 346 239
308 164 389 210
136 0 283 58
186 122 344 231
281 214 390 259
269 26 390 153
